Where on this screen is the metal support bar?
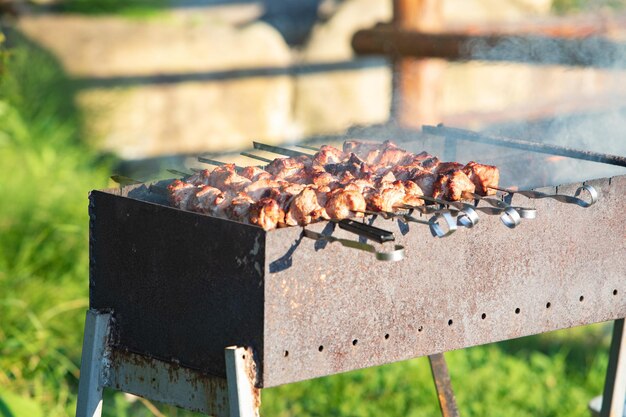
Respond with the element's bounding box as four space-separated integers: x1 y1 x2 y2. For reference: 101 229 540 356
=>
601 318 626 417
225 346 261 417
428 353 460 417
76 310 111 417
423 124 626 168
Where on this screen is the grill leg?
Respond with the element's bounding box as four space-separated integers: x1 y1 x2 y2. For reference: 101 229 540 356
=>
76 310 112 417
428 353 460 417
225 346 261 417
600 318 626 417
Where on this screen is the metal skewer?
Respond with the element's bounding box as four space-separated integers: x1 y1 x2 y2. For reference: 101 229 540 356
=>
463 192 537 219
489 184 598 208
295 144 321 151
110 175 143 186
415 194 523 229
167 169 192 178
239 152 273 164
198 156 232 166
253 142 313 157
359 209 458 238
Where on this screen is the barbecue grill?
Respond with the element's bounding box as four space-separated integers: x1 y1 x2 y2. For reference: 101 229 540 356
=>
76 140 626 416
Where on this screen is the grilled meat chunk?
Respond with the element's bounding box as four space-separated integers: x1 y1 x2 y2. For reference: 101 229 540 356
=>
240 166 271 182
208 164 250 191
190 185 224 214
313 145 345 165
249 198 285 231
227 193 255 222
244 179 282 201
266 156 309 179
325 188 366 220
367 181 406 212
434 162 465 174
185 169 211 186
168 180 197 210
463 161 500 196
432 170 476 201
285 187 323 226
402 180 424 206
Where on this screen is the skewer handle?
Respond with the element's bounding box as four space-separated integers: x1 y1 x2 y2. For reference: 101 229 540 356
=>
336 219 395 243
302 229 405 262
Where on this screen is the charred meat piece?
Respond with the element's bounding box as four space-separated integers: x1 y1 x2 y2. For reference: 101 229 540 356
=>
227 193 256 222
402 180 424 206
343 139 382 157
376 146 409 166
434 162 465 174
285 187 323 226
167 180 197 210
190 185 224 214
432 170 476 201
398 151 440 171
266 156 309 179
413 172 437 197
249 198 285 231
208 164 251 191
325 153 368 178
463 161 500 196
367 181 406 212
325 188 366 220
244 179 282 201
313 145 345 165
185 169 212 186
240 166 272 182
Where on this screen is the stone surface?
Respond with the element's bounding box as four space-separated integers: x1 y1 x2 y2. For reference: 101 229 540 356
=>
20 0 623 159
294 0 392 137
18 13 295 157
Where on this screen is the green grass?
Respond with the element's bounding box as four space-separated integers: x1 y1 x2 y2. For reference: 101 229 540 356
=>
552 0 626 13
0 28 614 417
57 0 167 18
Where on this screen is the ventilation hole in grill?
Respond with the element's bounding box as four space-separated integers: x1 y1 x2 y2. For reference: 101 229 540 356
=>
614 289 618 295
481 313 487 320
318 345 324 352
579 295 584 302
546 302 551 309
515 308 521 314
418 326 423 332
242 355 246 360
448 319 453 326
284 350 289 357
352 339 358 346
384 334 390 340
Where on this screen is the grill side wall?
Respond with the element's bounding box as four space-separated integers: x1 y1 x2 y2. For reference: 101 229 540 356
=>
89 189 266 379
262 175 626 387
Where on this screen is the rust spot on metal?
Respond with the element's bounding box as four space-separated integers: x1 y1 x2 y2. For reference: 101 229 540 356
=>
243 347 262 411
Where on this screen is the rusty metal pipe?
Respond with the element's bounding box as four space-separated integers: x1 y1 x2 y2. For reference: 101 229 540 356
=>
352 28 626 68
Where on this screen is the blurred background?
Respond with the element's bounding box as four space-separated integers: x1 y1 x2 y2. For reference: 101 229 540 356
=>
1 0 625 416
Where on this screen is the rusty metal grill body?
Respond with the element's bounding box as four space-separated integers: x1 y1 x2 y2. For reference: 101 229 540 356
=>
89 175 626 389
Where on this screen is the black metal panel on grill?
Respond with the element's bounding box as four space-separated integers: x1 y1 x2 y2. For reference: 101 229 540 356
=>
89 176 626 388
89 189 266 378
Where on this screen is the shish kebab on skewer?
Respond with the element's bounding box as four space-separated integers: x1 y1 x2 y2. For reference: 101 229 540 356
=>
167 140 500 231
